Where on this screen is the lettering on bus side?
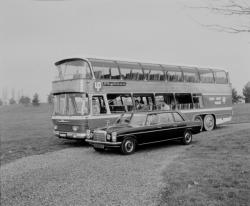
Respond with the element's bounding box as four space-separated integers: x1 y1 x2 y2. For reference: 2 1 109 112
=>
102 82 126 86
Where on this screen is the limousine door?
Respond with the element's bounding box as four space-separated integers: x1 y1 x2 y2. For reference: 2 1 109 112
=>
171 112 187 137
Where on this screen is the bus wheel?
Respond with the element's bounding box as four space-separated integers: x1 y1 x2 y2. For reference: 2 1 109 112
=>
203 114 215 131
194 116 203 131
121 137 136 155
182 130 192 145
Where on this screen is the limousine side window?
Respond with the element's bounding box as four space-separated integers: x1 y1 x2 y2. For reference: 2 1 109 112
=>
158 113 174 124
146 114 159 125
173 112 184 122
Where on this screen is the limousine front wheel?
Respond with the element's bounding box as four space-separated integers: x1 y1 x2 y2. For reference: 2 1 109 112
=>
121 137 136 155
182 130 192 145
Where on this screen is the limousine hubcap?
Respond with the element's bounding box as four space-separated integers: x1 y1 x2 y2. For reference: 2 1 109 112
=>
185 132 192 143
125 140 134 153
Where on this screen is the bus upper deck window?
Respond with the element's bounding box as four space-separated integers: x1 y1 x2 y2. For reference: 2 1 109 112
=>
166 71 183 82
55 59 92 80
93 66 120 80
215 71 228 84
199 70 215 83
144 70 165 81
183 71 199 83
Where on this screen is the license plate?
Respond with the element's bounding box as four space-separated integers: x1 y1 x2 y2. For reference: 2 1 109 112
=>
93 144 104 149
59 133 67 137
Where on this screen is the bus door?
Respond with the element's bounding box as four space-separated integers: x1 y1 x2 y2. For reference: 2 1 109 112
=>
88 95 117 129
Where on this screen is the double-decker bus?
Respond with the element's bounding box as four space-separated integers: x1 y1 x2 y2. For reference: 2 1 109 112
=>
52 57 232 140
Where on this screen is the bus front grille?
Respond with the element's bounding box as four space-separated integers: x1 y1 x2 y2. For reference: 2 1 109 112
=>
93 131 107 142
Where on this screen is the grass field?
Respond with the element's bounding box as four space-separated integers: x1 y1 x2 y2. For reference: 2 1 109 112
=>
0 104 85 165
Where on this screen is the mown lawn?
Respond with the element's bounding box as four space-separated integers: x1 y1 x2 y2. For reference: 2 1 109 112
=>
0 104 84 165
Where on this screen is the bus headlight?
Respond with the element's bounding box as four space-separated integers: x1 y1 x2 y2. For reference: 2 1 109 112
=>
72 126 79 132
54 125 58 130
107 134 111 141
111 132 117 142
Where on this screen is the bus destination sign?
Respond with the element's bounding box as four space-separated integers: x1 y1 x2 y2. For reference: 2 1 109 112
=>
94 81 126 92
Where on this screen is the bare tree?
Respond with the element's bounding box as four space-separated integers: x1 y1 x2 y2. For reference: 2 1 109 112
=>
191 0 250 33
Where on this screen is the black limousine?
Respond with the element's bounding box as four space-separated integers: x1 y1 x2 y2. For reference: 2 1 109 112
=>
86 111 202 155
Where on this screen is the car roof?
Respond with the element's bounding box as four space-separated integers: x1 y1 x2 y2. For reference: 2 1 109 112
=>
132 110 181 115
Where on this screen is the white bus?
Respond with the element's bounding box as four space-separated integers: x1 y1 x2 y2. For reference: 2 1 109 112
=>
52 57 232 139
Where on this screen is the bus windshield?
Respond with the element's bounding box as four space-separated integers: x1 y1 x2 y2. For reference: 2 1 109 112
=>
53 93 89 116
55 59 92 80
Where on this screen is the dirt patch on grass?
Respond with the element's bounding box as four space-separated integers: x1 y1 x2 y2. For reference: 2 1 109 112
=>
159 129 250 206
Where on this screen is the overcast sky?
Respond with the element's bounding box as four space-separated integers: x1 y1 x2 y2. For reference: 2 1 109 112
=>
1 0 249 102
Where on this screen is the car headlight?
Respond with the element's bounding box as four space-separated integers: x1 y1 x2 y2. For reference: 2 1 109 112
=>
107 133 111 141
111 132 117 142
54 125 58 130
86 129 91 139
72 126 79 132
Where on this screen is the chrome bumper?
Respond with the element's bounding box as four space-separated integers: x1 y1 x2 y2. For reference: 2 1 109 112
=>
86 139 122 146
54 131 87 139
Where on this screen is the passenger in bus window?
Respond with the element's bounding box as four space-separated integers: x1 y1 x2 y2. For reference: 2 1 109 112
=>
161 102 170 110
135 100 143 110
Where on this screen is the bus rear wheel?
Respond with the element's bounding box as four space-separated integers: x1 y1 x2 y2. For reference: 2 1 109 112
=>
203 114 215 131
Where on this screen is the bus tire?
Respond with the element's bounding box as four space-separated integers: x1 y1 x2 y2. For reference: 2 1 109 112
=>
182 130 192 145
120 137 136 155
203 114 215 131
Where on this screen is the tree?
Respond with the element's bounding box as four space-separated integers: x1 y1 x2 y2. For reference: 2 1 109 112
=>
32 93 40 106
19 96 31 106
9 98 16 105
243 82 250 103
191 0 250 33
232 88 242 104
47 93 53 104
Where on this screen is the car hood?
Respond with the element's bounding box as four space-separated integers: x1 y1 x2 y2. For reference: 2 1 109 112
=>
97 124 134 134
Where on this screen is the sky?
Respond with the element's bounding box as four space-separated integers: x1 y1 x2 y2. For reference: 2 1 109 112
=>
0 0 249 102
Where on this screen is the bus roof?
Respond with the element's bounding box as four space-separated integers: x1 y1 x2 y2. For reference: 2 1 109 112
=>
54 56 228 73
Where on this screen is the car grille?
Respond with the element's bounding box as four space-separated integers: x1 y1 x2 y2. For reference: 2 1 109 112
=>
93 131 107 142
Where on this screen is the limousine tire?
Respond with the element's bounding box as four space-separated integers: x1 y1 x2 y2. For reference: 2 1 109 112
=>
93 147 104 152
182 130 192 145
203 114 215 131
121 137 136 155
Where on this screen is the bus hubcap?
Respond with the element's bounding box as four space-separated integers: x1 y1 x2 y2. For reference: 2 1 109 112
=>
205 115 214 130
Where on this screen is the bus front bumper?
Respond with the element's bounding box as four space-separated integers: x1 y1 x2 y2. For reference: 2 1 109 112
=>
86 139 122 147
54 131 87 139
